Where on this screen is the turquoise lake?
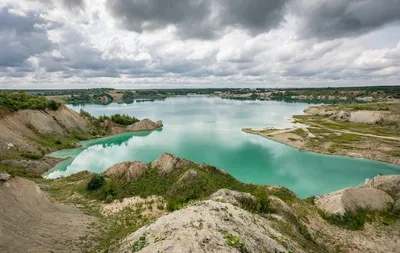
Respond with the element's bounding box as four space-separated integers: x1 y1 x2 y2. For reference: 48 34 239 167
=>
45 96 400 198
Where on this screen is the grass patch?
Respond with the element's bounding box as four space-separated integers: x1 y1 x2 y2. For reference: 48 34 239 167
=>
293 128 307 138
270 187 296 205
331 133 363 143
0 164 42 180
308 127 331 134
319 209 366 230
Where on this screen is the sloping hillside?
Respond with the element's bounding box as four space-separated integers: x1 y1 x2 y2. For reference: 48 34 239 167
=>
0 172 94 253
34 153 400 253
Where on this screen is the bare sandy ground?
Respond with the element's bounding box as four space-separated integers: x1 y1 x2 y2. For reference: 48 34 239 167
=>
0 177 95 253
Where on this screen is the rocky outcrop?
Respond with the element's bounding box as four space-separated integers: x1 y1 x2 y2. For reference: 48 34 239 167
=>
150 153 193 174
315 187 394 214
365 175 400 198
103 153 195 181
209 189 256 208
0 176 94 253
103 161 150 181
127 118 163 132
116 200 306 253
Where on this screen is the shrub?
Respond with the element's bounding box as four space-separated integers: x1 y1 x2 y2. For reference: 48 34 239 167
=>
98 114 139 126
0 90 60 111
253 188 271 213
304 196 315 205
87 174 105 191
319 209 366 230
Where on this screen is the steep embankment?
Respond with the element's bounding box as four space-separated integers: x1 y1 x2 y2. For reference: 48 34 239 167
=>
0 105 89 154
0 105 90 174
0 172 94 253
243 102 400 165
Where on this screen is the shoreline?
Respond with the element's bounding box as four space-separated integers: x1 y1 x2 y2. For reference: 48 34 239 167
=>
242 105 400 167
242 128 400 168
43 128 163 177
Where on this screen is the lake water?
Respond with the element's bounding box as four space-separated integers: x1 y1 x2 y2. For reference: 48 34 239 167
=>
45 96 400 198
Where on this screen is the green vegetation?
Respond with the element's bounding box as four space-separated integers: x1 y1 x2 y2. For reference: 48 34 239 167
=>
223 232 247 253
319 210 366 230
45 165 271 252
0 164 42 180
293 128 308 138
131 234 148 252
99 114 139 126
0 90 60 112
87 174 106 191
81 165 270 214
270 187 296 205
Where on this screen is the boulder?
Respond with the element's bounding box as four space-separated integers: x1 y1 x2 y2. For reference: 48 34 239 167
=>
365 175 400 198
316 187 394 215
0 171 11 181
103 161 150 181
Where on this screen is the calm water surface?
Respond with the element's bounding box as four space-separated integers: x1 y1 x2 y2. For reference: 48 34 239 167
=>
46 96 400 198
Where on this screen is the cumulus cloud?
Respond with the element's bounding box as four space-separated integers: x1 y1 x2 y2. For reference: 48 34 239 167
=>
106 0 291 39
0 0 400 88
292 0 400 39
0 7 54 68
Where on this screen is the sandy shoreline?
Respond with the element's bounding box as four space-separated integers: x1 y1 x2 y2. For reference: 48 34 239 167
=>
242 104 400 167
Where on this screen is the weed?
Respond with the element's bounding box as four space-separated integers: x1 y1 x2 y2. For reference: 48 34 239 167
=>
131 234 148 252
223 232 247 253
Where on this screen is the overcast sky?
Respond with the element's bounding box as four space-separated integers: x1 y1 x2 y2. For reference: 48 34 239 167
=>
1 0 400 89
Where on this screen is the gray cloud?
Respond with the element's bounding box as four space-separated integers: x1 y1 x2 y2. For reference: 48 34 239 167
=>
106 0 291 39
0 7 54 68
61 0 85 10
294 0 400 39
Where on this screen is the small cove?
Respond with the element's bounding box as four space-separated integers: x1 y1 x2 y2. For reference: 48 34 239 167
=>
46 96 400 198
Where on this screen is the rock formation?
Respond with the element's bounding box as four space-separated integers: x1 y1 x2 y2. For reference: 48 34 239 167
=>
127 118 163 132
103 161 150 182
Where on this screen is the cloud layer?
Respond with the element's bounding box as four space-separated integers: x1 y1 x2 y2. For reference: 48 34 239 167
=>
0 0 400 88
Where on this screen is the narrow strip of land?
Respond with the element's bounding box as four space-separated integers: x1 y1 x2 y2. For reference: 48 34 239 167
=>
243 103 400 166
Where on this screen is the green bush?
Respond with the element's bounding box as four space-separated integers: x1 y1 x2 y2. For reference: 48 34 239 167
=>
253 188 271 213
87 174 105 191
0 90 60 111
98 114 139 126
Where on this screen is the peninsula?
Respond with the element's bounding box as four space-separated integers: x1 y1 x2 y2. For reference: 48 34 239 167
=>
243 102 400 166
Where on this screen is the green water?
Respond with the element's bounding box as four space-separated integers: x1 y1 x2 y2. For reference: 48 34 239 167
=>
46 96 400 198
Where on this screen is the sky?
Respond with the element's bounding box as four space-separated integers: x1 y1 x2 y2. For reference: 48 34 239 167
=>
0 0 400 89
